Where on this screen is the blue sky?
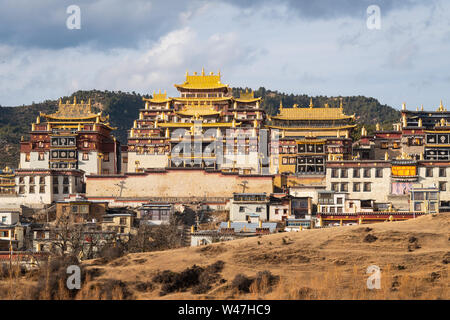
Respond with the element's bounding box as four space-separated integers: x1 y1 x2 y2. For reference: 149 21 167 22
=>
0 0 449 111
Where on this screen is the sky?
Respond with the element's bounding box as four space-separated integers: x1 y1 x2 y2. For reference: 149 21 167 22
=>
0 0 449 111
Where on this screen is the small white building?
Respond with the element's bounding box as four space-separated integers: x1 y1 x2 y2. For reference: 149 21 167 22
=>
229 193 269 222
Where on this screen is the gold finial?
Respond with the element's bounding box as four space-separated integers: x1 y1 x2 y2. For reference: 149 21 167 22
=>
36 116 40 124
59 98 62 106
201 67 205 76
384 152 389 161
309 98 313 108
186 70 189 77
438 100 445 112
279 100 283 110
339 97 343 108
324 103 329 108
421 104 424 111
402 102 406 110
218 70 221 78
293 103 298 108
440 118 445 126
21 136 24 142
73 96 77 105
418 118 422 127
376 123 380 131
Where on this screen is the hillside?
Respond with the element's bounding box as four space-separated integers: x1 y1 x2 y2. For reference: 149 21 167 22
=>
0 89 400 168
74 212 449 299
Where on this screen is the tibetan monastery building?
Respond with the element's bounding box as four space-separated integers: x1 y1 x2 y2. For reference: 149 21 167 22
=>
20 98 120 175
126 69 268 175
266 98 356 189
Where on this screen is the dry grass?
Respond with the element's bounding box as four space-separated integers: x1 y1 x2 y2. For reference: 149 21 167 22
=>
1 212 449 299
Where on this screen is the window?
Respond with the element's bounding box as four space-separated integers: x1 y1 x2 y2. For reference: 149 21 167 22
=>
19 177 24 184
375 168 383 178
63 177 69 185
353 168 360 178
429 192 438 200
282 157 288 165
103 153 110 162
239 206 245 212
122 157 128 163
439 182 447 191
337 207 343 213
336 197 343 204
19 186 25 194
364 182 372 192
331 169 339 178
426 168 433 177
39 186 45 193
38 152 45 161
329 207 335 213
83 152 89 161
414 202 421 211
53 186 59 194
25 153 30 162
120 218 127 225
83 141 89 148
53 177 59 185
363 168 371 178
439 168 446 177
353 182 361 192
331 183 339 192
39 177 45 185
341 183 348 192
256 207 262 212
29 185 35 194
63 186 69 194
341 169 348 178
29 176 35 184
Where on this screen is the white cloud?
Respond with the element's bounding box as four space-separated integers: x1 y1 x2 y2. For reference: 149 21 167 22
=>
1 0 450 112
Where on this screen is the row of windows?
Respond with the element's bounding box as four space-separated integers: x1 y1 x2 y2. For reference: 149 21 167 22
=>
330 168 384 179
18 176 72 185
424 167 447 177
331 182 372 192
19 185 70 194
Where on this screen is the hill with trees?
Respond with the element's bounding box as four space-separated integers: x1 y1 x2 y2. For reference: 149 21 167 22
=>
0 88 400 168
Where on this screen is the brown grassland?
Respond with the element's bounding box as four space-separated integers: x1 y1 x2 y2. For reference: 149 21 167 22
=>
0 212 449 299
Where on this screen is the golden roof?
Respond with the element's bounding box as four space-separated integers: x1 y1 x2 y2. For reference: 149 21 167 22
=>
234 89 261 103
271 100 353 121
144 90 172 103
43 97 106 121
176 101 220 117
174 69 228 90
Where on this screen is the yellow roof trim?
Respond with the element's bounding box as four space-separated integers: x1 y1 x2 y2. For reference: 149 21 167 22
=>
157 122 241 128
272 105 352 120
266 124 357 130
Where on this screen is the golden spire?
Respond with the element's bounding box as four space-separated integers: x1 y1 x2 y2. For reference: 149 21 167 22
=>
73 96 77 105
309 98 313 108
438 100 445 112
421 104 424 111
201 67 205 76
339 97 343 108
402 102 406 110
279 100 283 110
59 98 62 106
376 123 380 131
